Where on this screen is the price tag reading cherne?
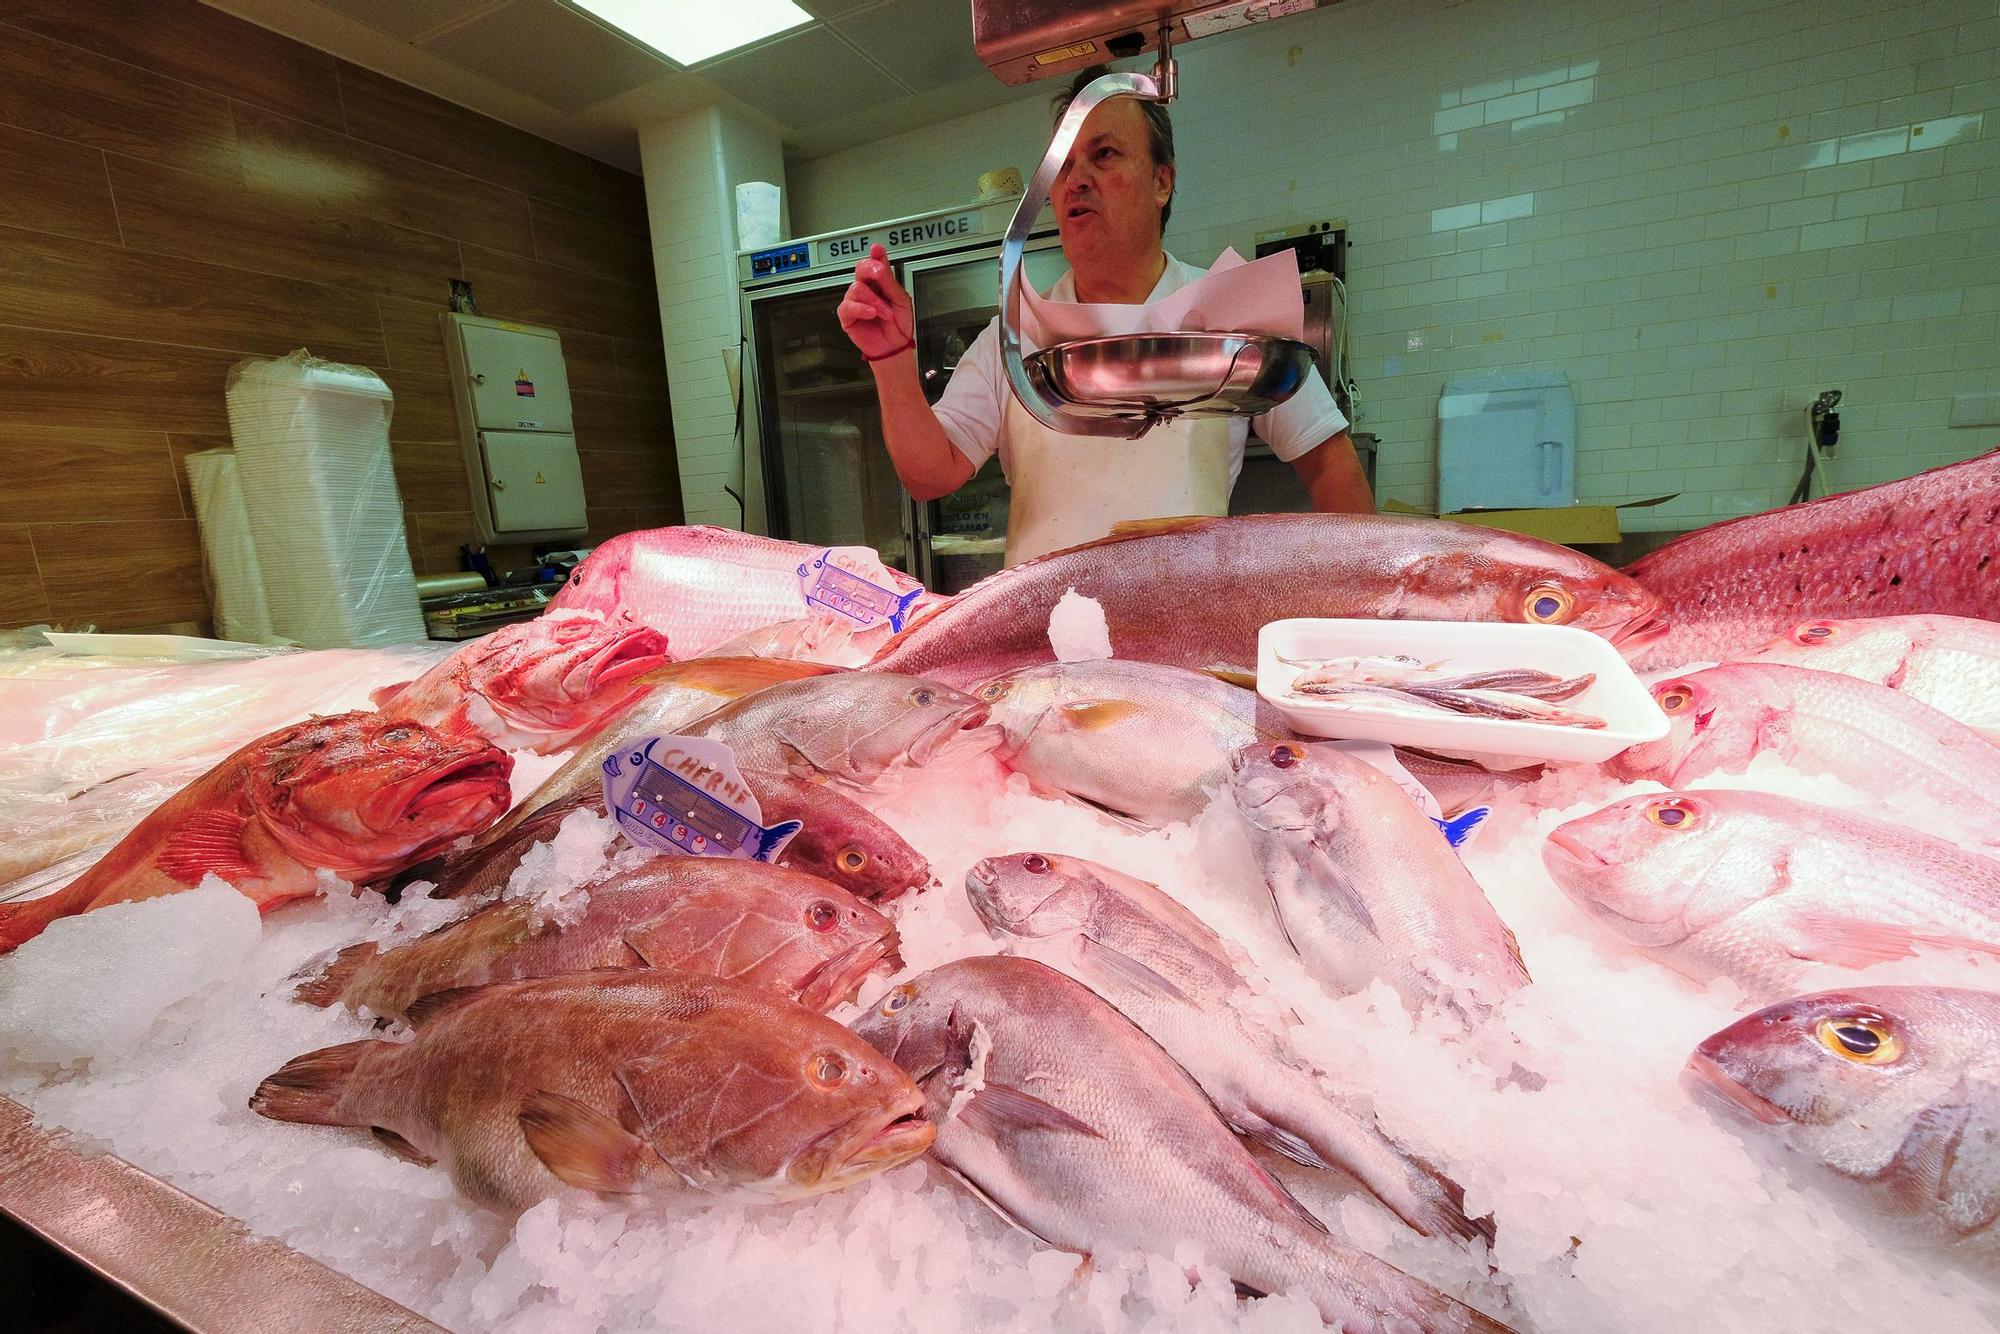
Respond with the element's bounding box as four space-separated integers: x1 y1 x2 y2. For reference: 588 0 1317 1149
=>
797 547 924 632
601 735 800 862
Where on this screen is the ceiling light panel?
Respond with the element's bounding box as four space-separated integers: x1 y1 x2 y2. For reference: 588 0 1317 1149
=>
569 0 814 66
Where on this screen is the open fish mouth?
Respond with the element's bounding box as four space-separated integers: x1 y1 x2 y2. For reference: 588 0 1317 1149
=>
572 629 671 697
1608 611 1673 651
796 1092 936 1190
797 930 905 1012
1543 827 1608 869
1683 1052 1790 1126
394 756 513 827
912 703 1000 765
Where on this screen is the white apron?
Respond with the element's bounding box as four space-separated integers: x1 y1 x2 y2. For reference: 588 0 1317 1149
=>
1000 395 1232 565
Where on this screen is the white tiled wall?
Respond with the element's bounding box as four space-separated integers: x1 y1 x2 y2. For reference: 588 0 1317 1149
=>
639 106 786 530
789 0 2000 530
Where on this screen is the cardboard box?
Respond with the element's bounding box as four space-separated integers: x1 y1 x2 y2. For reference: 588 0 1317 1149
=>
1381 496 1677 546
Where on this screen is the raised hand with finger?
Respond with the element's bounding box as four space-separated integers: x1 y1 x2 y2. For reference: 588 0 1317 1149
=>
837 243 916 363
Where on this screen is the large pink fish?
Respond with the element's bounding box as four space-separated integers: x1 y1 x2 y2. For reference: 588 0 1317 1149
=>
546 527 942 661
870 513 1666 690
1625 449 2000 669
1611 662 2000 846
0 713 512 952
1743 614 2000 742
372 611 667 753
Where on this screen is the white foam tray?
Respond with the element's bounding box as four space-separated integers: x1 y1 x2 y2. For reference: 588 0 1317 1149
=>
1256 618 1669 765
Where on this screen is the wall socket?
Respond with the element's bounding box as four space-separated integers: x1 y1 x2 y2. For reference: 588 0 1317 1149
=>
1949 392 2000 428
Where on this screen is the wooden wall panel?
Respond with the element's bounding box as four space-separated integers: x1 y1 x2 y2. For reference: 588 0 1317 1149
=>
2 0 346 133
0 427 184 526
0 125 120 245
0 27 240 180
0 0 678 634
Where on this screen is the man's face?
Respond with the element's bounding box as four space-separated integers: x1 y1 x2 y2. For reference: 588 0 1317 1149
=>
1052 97 1174 275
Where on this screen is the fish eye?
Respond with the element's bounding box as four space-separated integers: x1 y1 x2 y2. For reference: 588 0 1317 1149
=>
976 681 1008 702
1646 798 1699 830
1656 684 1694 714
805 901 838 932
836 846 869 874
1270 743 1301 769
379 724 419 743
1816 1017 1901 1064
1524 585 1576 624
809 1053 849 1088
911 688 935 707
881 987 914 1015
1021 853 1051 874
1794 622 1838 644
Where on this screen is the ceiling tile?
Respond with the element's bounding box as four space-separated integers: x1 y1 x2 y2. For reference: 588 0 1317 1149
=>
311 0 508 43
421 0 672 112
832 0 984 93
799 0 882 17
700 26 905 127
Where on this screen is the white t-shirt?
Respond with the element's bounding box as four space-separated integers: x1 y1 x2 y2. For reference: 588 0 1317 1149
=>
931 253 1348 486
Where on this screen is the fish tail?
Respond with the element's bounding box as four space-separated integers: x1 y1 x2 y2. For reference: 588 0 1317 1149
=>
291 941 382 1009
1295 1233 1518 1333
249 1039 379 1125
0 880 99 953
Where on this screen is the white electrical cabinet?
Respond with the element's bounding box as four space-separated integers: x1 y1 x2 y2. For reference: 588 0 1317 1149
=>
440 313 588 543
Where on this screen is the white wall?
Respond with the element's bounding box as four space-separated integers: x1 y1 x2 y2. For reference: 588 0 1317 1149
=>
788 0 2000 530
640 106 786 529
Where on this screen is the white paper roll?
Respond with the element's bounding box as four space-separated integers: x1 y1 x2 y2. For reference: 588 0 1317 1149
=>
735 180 782 250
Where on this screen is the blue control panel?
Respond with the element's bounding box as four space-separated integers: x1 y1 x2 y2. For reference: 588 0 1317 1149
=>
748 242 811 278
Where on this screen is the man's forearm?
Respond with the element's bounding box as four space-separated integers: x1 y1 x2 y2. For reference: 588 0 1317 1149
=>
869 351 975 501
1294 430 1375 514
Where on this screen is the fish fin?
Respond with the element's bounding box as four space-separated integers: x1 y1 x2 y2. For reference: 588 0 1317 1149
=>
1432 806 1491 848
1233 1112 1337 1172
1298 844 1380 938
958 1084 1103 1142
1241 1153 1331 1236
402 984 501 1028
1107 515 1215 540
368 681 411 708
518 1090 651 1194
154 808 257 886
929 1159 1064 1248
1058 699 1146 731
250 1039 380 1125
1071 794 1154 831
1202 668 1260 690
1783 914 2000 970
290 941 382 1009
0 881 98 953
370 1126 436 1167
633 657 840 693
1071 933 1192 1004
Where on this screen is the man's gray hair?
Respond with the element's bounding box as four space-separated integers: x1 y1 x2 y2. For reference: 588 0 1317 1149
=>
1052 65 1176 230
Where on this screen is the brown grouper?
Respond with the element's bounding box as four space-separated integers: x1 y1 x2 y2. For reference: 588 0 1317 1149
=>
867 513 1666 689
0 712 512 952
1626 448 2000 669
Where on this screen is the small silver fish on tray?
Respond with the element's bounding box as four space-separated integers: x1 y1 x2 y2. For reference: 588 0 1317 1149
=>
1280 653 1606 729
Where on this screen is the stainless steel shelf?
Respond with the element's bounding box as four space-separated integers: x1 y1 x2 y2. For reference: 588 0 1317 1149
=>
0 1095 442 1333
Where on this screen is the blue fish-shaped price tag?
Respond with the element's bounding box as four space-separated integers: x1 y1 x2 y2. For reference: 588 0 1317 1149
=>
600 736 800 862
797 547 924 632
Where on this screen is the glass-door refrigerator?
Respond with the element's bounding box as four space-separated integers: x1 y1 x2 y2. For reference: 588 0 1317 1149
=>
739 197 1060 592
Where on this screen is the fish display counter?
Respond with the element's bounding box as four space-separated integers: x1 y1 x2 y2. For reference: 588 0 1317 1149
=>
1 454 1999 1333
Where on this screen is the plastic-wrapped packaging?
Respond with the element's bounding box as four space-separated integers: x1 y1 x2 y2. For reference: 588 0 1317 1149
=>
183 448 277 644
225 350 427 648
